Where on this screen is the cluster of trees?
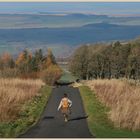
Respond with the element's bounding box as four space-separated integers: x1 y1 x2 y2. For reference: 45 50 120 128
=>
69 41 140 80
0 48 62 85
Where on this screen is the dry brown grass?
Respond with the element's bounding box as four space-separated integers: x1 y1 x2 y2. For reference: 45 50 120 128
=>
85 79 140 131
0 78 44 122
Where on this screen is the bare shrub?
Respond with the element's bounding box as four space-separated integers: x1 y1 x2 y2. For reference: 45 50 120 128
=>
40 65 62 85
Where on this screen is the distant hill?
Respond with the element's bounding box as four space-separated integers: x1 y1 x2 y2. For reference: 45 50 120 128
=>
0 23 140 44
0 23 140 57
83 23 119 28
1 13 140 29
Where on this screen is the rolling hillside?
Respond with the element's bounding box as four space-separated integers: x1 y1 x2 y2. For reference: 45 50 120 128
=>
0 23 140 57
1 13 140 29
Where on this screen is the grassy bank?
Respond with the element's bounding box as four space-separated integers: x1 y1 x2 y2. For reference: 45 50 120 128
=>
79 86 140 138
86 79 140 131
0 85 52 138
58 71 77 83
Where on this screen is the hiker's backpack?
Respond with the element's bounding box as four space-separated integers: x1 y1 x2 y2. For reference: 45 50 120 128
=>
62 98 69 108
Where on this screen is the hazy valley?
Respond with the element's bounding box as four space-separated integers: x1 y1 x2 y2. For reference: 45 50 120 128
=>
0 13 140 57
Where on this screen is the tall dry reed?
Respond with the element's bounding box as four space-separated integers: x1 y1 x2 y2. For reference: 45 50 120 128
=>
86 79 140 131
0 78 44 122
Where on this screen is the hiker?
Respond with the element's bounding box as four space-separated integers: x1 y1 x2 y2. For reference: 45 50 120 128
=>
57 93 72 122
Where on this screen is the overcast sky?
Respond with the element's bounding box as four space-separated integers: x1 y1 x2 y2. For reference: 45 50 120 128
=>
0 2 140 15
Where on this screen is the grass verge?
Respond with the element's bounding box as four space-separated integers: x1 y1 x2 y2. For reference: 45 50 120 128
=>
0 85 52 138
58 71 77 83
79 86 140 138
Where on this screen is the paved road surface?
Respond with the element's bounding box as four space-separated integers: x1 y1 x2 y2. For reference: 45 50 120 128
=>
19 86 93 138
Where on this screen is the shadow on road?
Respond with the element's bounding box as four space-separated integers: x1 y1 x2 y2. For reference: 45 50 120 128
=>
68 116 88 122
43 116 88 122
55 81 74 86
43 116 55 119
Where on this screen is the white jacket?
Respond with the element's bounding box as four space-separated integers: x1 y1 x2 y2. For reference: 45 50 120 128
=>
57 97 72 111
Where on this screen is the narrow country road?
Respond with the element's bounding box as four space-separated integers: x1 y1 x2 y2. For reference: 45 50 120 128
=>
19 85 93 138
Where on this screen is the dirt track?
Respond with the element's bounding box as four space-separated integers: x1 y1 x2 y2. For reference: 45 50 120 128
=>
19 86 93 138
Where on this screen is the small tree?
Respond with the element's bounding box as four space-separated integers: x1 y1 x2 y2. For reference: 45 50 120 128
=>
42 48 56 69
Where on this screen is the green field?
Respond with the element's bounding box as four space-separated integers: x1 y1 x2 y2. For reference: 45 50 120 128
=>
58 71 77 83
58 63 78 83
79 86 140 138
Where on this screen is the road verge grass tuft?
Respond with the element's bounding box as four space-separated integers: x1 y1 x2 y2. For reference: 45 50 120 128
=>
79 86 140 138
0 85 52 138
